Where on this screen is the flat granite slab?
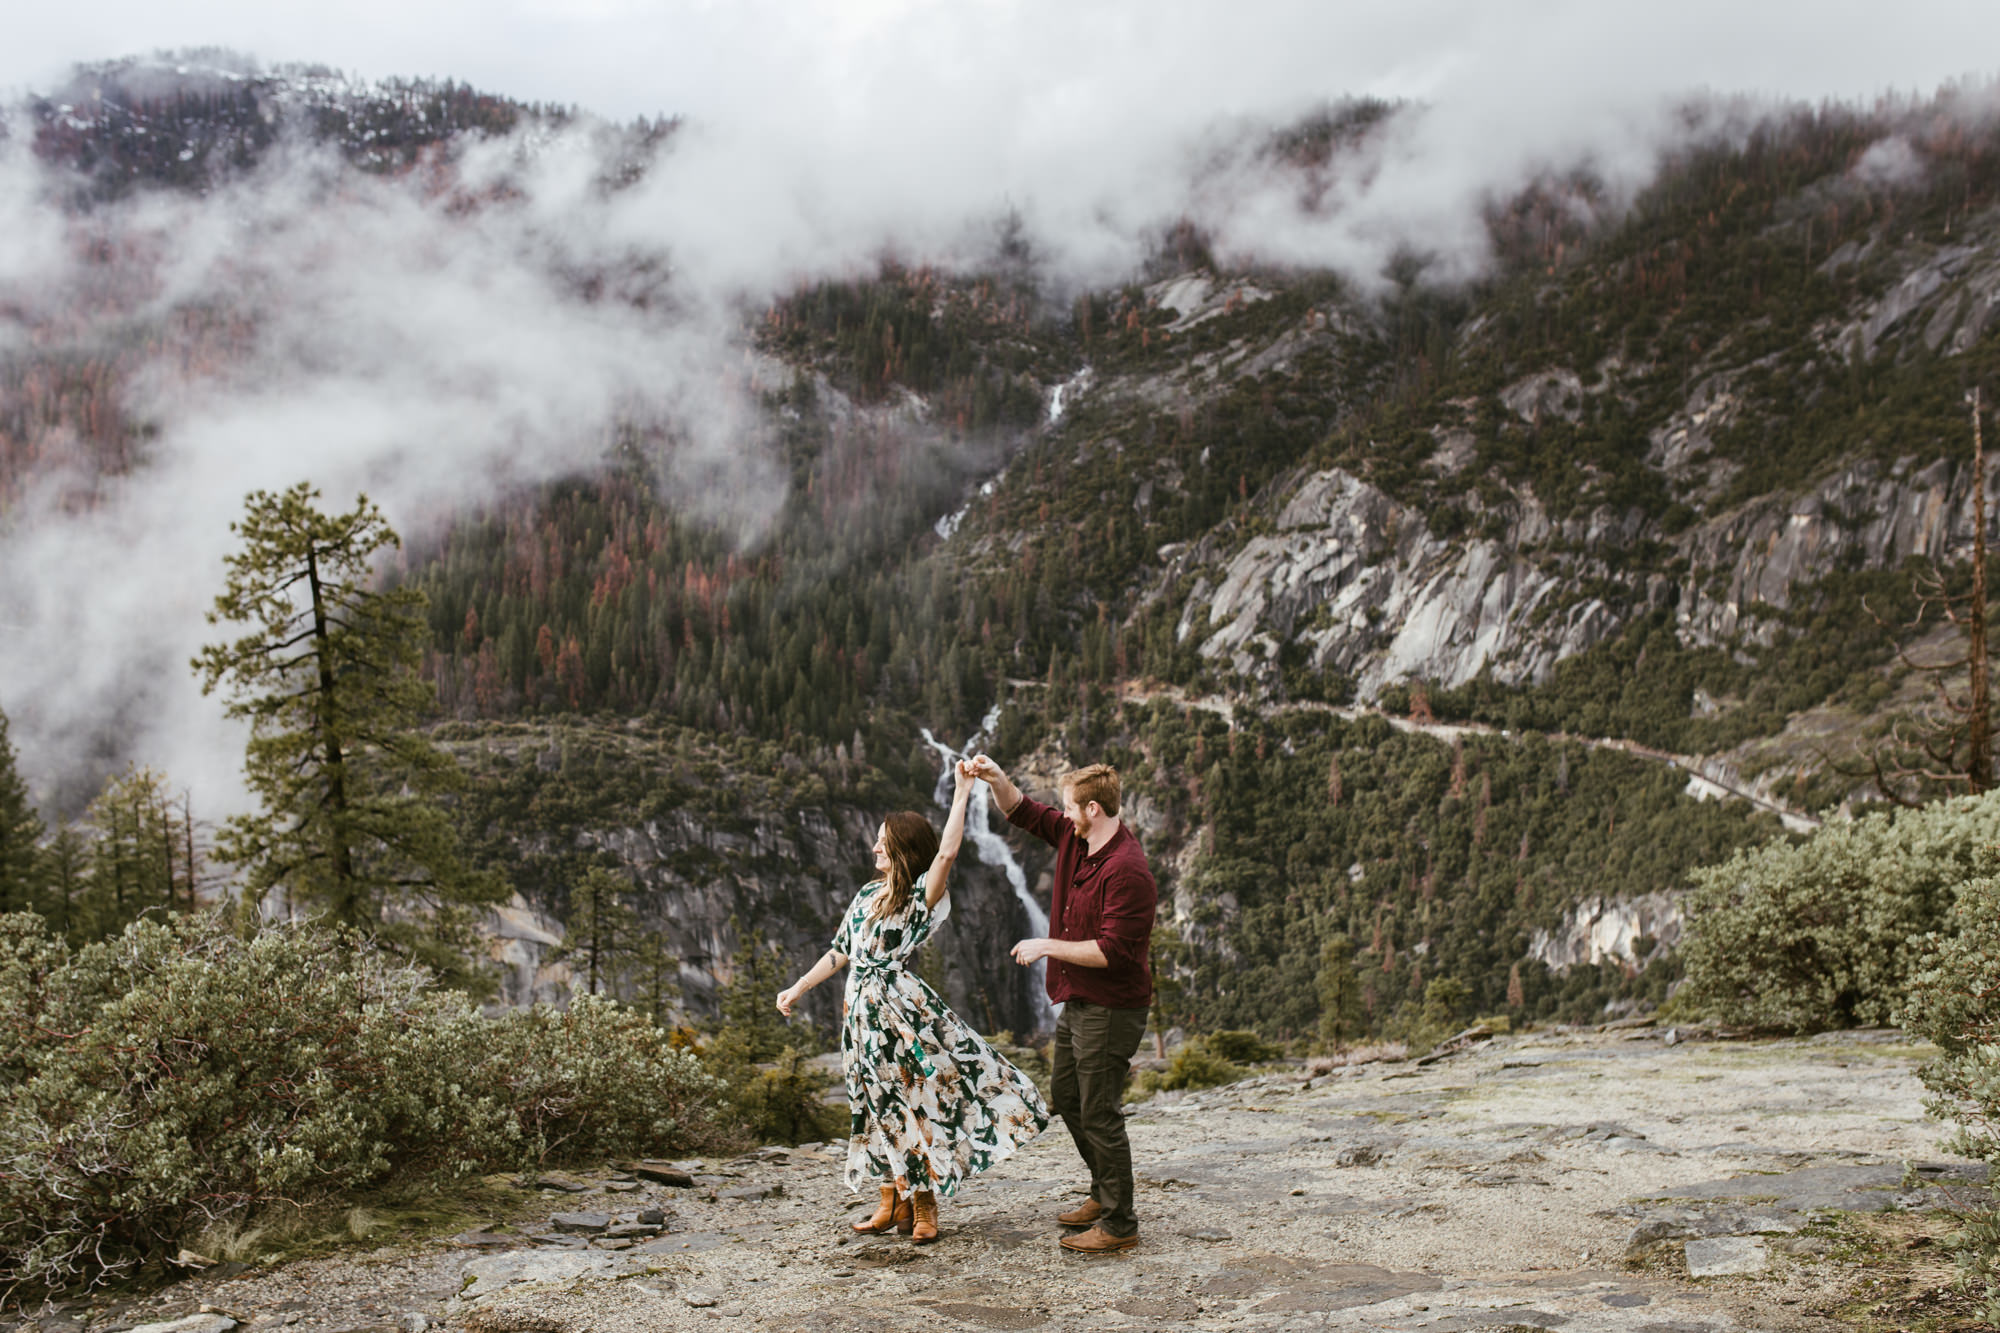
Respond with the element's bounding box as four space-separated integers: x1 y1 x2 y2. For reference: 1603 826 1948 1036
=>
62 1030 1978 1333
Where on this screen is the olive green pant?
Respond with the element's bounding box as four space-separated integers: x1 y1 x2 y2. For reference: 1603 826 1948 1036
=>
1050 1001 1150 1237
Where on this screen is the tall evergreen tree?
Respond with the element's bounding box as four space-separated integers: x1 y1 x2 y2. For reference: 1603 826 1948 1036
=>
193 484 502 979
713 916 793 1061
80 766 182 934
0 705 43 915
1316 933 1365 1052
629 924 681 1024
38 827 89 942
549 864 643 998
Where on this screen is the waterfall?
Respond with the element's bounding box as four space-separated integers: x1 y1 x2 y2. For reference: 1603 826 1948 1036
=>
1046 365 1091 426
920 705 1057 1035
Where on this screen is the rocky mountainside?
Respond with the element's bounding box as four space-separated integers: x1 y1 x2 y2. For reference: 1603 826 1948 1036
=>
9 63 2000 1037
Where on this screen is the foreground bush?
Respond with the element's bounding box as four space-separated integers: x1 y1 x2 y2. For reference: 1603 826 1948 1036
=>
0 912 719 1293
1900 869 2000 1323
1676 793 2000 1031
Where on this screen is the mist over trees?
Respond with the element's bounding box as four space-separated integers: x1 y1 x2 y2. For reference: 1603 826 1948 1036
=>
12 73 2000 1050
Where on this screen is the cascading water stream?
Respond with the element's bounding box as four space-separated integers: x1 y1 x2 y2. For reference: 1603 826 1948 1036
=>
1047 364 1091 426
920 705 1057 1035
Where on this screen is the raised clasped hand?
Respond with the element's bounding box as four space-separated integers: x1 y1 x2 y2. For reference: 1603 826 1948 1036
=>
775 985 799 1016
1009 938 1048 966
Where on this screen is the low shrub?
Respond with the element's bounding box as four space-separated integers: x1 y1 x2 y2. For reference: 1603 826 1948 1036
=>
1676 793 2000 1032
1136 1042 1245 1094
1386 976 1472 1054
0 911 719 1294
1899 866 2000 1324
701 1029 846 1147
1199 1029 1282 1065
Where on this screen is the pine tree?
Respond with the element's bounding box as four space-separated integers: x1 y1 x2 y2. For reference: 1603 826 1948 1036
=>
1862 387 1997 803
0 705 44 915
714 916 793 1061
630 925 681 1023
37 827 89 942
1316 933 1365 1051
193 484 502 979
550 864 643 998
79 766 182 935
1147 923 1191 1057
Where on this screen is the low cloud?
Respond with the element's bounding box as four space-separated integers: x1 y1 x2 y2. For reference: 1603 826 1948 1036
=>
3 0 1999 816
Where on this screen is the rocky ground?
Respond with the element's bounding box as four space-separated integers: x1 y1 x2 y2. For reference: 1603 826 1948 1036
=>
11 1027 1989 1333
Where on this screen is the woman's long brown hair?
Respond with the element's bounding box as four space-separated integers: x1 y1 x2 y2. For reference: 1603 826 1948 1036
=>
869 811 940 921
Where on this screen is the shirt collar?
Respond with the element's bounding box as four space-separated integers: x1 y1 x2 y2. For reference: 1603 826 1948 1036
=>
1081 823 1128 865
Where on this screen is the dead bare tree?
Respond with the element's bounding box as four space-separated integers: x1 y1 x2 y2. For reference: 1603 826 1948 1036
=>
1861 386 1993 805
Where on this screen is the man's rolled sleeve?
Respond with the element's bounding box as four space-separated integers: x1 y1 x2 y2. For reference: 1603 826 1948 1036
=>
1007 793 1071 850
1095 866 1155 977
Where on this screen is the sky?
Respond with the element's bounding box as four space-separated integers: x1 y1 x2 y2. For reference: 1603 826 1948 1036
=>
6 0 2000 127
5 0 2000 816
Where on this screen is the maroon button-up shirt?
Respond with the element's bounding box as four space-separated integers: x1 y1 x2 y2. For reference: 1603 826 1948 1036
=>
1007 794 1157 1009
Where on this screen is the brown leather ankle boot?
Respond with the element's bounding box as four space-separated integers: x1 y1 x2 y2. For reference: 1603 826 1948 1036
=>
911 1190 939 1244
894 1191 914 1234
850 1185 899 1234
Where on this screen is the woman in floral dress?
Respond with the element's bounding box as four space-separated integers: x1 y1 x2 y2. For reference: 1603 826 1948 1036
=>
776 763 1049 1243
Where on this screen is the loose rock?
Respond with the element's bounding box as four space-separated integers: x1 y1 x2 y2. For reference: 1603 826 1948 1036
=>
448 1231 516 1248
460 1251 625 1299
1685 1235 1770 1278
716 1184 782 1202
633 1163 697 1188
548 1211 613 1234
127 1319 237 1333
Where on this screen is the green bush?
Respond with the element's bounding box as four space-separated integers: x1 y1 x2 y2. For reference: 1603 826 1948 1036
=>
1137 1043 1245 1094
1199 1029 1282 1065
701 1030 846 1146
0 911 719 1294
1676 793 2000 1032
1899 867 2000 1323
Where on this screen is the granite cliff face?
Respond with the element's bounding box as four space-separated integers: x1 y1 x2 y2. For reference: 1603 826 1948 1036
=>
1527 891 1684 975
1169 443 1997 702
1170 467 1628 697
486 803 1042 1034
448 724 1045 1034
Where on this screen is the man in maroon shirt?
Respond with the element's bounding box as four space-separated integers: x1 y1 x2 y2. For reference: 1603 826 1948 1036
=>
965 754 1157 1254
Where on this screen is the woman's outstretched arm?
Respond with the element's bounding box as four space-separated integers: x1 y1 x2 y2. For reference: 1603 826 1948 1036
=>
924 762 974 909
777 948 847 1016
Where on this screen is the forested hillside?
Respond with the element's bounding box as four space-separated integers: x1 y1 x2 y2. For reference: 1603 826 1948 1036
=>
8 60 2000 1042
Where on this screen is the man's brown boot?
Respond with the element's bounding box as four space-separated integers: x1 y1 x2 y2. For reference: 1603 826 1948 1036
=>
910 1190 940 1244
1056 1198 1102 1227
1059 1225 1139 1254
894 1192 914 1234
851 1185 899 1234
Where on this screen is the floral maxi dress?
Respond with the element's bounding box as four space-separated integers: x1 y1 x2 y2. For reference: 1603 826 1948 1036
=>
833 876 1049 1198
